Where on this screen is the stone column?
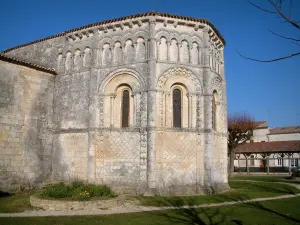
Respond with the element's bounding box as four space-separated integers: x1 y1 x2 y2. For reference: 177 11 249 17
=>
288 153 291 174
187 94 192 128
178 42 181 62
109 94 115 127
266 155 270 174
202 27 213 189
146 17 157 191
88 67 98 183
167 41 170 61
245 155 249 174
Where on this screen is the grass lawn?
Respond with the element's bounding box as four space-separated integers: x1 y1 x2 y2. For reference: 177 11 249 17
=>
0 197 300 225
0 192 34 213
231 175 300 184
132 180 300 206
1 180 299 213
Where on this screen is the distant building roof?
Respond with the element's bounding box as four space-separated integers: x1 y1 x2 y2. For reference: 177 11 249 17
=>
235 141 300 154
269 126 300 135
253 121 268 129
0 53 57 75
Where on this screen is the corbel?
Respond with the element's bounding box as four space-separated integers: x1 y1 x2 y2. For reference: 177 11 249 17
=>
128 21 133 28
173 21 178 28
137 20 143 27
163 19 168 27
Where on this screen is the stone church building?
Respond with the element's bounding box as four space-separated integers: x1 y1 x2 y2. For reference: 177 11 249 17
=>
0 12 228 195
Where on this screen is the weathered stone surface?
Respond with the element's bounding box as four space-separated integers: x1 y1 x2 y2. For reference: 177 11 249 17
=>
1 13 228 195
0 60 54 192
30 195 131 211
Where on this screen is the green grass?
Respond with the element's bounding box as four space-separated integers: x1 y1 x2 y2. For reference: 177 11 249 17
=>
1 180 299 213
0 192 34 213
231 175 300 184
1 197 300 224
132 180 300 206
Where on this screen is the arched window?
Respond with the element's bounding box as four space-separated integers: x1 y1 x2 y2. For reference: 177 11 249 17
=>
212 90 218 130
173 88 182 128
121 90 130 127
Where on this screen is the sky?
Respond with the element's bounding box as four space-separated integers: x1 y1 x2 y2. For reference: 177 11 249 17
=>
0 0 299 128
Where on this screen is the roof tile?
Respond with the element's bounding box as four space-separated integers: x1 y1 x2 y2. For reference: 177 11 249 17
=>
235 141 300 154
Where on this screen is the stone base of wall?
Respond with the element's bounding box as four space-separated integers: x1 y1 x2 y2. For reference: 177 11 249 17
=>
144 183 230 196
30 195 136 211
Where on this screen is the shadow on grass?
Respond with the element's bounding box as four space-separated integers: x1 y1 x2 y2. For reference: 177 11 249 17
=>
0 191 10 197
145 183 300 225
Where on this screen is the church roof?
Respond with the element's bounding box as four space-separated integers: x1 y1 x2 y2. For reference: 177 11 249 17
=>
235 141 300 154
2 11 225 53
0 53 57 75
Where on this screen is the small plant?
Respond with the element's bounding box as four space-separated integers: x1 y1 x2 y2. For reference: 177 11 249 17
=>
78 190 91 201
87 184 116 197
41 182 72 199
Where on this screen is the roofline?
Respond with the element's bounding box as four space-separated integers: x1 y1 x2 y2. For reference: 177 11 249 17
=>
236 150 300 154
1 11 225 53
0 53 57 75
268 132 300 135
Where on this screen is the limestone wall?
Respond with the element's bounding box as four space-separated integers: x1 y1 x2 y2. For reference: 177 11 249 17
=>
2 15 227 195
0 60 54 192
155 131 204 195
94 131 143 194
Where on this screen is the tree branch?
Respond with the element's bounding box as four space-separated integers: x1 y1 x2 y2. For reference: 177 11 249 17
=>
248 0 277 13
269 29 300 41
268 0 300 30
237 50 300 62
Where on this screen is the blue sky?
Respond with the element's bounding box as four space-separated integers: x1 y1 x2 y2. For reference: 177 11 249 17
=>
0 0 299 127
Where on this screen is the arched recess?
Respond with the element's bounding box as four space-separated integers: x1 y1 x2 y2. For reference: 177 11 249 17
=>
180 40 189 64
157 67 202 128
212 90 220 131
113 42 123 64
65 51 72 72
83 47 92 68
124 39 135 63
99 69 145 128
74 49 81 71
57 53 64 72
169 38 178 62
158 36 168 61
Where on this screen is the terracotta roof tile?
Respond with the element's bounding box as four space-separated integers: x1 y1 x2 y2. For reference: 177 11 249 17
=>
2 11 225 53
269 126 300 135
235 141 300 154
0 53 57 75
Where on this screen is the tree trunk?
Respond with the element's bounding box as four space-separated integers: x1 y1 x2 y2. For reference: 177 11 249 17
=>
228 149 235 177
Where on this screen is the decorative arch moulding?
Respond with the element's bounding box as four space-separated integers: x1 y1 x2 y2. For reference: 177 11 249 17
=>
2 12 225 54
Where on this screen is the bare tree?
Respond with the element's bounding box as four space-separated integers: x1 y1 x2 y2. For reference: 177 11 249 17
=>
228 112 255 177
238 0 300 62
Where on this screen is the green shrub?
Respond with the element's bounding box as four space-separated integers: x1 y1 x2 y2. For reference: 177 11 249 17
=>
87 184 116 197
41 182 72 199
71 181 85 189
40 182 116 200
